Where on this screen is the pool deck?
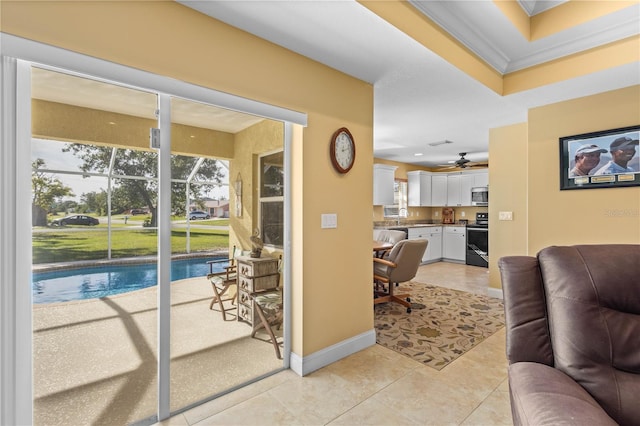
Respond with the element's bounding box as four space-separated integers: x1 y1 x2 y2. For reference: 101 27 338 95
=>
32 276 282 425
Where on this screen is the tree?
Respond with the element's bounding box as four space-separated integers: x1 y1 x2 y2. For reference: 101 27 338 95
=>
32 159 75 226
81 190 108 215
63 145 223 226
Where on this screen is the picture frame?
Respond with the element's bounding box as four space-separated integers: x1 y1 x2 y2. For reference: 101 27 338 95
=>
559 125 640 190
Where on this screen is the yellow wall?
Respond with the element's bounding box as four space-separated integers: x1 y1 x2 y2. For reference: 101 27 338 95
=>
488 123 529 289
527 85 640 253
489 85 640 289
3 1 374 358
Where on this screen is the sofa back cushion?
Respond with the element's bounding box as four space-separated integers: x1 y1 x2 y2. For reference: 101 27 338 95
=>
499 255 554 367
538 244 640 425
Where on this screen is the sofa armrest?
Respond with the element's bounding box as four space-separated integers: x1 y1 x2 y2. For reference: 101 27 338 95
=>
509 362 617 426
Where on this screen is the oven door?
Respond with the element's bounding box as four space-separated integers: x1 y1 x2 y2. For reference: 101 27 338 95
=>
466 227 488 267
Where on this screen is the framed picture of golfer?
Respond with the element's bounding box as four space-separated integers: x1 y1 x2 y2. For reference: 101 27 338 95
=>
559 125 640 190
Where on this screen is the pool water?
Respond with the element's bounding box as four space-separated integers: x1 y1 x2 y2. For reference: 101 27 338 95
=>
32 257 228 304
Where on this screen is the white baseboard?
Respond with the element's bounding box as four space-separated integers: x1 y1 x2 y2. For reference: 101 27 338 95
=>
488 287 503 299
289 329 376 376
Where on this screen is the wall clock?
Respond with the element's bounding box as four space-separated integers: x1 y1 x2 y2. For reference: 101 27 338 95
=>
329 127 356 174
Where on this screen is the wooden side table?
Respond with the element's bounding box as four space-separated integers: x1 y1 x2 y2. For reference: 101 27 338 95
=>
236 256 279 327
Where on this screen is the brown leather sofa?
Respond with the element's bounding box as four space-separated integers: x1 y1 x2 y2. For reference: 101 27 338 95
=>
498 244 640 426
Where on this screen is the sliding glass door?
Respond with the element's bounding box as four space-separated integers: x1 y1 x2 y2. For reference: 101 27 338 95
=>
18 62 288 424
30 67 160 425
168 97 285 412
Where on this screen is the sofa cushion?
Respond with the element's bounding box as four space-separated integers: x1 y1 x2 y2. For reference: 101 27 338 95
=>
538 244 640 425
499 255 554 367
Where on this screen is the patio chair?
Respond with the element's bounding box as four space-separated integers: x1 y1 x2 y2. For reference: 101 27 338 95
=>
206 245 247 321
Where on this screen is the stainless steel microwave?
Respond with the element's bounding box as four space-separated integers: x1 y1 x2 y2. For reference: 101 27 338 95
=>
471 187 488 206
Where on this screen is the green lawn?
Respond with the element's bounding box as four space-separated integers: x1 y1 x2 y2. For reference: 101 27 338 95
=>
33 228 229 264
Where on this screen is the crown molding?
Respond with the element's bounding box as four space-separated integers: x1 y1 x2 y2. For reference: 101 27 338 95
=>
409 0 640 75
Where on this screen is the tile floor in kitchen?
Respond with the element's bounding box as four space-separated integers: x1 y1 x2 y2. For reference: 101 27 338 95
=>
158 262 511 426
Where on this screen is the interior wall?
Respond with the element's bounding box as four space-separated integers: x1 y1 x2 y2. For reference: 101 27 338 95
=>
488 86 640 290
2 1 374 358
527 85 640 253
488 123 529 290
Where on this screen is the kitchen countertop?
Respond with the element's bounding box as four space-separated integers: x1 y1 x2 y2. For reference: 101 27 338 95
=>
374 223 468 229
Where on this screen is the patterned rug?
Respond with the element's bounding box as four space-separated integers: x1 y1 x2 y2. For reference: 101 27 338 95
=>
374 282 505 370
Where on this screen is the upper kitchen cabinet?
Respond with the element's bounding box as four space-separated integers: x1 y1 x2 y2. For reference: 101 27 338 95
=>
473 171 489 188
447 173 475 206
407 171 432 206
431 174 448 206
373 164 397 205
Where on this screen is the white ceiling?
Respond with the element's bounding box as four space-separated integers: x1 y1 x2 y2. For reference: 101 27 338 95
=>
178 0 640 168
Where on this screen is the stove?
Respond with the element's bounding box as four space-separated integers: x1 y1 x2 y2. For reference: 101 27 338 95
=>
467 212 488 228
466 212 488 267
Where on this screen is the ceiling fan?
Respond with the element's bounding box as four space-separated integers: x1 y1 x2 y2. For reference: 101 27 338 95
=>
438 153 488 169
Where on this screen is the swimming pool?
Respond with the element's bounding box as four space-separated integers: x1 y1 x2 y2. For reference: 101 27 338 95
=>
32 257 228 304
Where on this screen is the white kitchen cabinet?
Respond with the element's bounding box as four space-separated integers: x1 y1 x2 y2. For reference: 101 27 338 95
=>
407 226 442 263
373 164 397 206
473 171 488 188
425 227 442 262
407 171 432 206
446 174 461 206
460 174 475 206
446 173 475 206
431 174 448 206
443 226 466 262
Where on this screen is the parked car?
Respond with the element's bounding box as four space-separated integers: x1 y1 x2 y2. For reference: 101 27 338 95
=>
187 210 210 220
51 215 100 226
129 208 146 215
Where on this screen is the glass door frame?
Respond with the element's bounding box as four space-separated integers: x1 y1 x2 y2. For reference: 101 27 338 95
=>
1 33 304 424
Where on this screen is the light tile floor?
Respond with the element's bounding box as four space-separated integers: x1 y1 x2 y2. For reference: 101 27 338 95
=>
159 262 511 426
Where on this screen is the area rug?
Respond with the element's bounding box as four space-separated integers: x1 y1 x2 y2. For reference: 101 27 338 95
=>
374 282 504 370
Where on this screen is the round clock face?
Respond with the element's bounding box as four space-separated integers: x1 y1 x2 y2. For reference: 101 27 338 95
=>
330 127 355 173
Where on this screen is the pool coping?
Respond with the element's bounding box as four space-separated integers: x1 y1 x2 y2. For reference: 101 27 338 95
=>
32 250 228 273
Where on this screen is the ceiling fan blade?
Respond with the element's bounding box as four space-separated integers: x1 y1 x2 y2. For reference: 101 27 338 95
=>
467 162 488 168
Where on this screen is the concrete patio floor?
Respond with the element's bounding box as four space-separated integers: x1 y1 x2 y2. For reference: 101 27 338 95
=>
32 276 282 425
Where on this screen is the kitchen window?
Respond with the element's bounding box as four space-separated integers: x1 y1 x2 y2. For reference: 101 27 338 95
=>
384 179 408 218
259 150 284 247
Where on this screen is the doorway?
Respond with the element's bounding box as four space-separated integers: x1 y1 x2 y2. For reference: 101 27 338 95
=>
22 62 288 424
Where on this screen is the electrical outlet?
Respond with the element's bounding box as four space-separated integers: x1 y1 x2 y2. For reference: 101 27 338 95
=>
435 211 439 217
461 211 466 217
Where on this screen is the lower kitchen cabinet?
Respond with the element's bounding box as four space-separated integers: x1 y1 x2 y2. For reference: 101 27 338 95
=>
443 226 466 262
408 226 442 264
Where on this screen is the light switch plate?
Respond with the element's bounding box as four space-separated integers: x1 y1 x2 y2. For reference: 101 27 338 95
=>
499 211 513 221
321 213 337 229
